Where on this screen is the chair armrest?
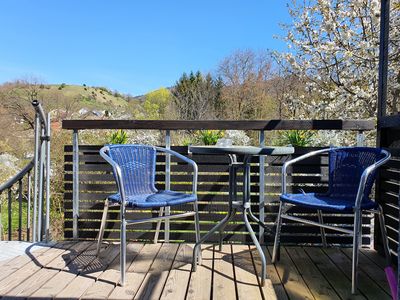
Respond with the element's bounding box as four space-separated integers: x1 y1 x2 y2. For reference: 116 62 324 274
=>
155 147 198 194
354 149 391 209
99 146 127 206
282 148 332 194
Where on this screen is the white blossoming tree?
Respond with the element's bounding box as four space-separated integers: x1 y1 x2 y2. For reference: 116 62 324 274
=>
274 0 400 119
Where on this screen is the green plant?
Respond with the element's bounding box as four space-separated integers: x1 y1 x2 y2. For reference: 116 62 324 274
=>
109 130 128 144
278 130 315 147
196 130 224 145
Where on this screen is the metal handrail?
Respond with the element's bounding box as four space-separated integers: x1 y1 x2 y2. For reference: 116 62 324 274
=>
0 159 34 193
0 99 51 242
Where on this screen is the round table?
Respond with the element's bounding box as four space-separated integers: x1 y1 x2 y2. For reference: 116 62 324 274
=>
189 145 294 286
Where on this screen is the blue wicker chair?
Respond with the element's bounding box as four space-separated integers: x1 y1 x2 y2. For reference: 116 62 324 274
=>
272 147 391 294
97 144 201 286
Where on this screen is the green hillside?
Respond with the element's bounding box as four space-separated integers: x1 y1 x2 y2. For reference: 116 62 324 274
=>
44 83 129 110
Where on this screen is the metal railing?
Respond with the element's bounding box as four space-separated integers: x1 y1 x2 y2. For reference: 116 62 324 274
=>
62 119 374 244
0 100 51 242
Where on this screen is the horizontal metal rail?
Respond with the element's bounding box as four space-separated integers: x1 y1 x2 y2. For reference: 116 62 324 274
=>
126 211 196 225
282 214 354 235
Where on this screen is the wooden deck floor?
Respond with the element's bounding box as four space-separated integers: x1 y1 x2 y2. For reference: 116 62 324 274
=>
0 241 392 299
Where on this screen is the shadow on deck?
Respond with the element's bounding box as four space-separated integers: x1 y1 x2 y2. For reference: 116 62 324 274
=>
0 241 392 299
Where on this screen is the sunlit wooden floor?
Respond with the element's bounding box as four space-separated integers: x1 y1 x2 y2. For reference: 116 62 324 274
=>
0 241 392 299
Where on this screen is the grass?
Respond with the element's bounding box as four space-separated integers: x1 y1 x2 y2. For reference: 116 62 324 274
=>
0 199 28 240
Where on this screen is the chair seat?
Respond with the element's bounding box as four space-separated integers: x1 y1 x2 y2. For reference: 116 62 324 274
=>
280 193 378 212
108 190 197 208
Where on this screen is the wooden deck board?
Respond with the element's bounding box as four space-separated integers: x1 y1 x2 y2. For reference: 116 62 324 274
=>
232 244 263 300
268 246 315 300
304 247 367 300
286 247 340 300
134 243 179 300
212 244 236 300
186 244 213 300
0 241 392 300
109 243 162 300
323 248 391 299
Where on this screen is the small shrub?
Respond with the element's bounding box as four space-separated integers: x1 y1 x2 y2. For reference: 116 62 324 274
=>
109 130 128 144
276 130 315 147
196 130 224 145
58 83 66 90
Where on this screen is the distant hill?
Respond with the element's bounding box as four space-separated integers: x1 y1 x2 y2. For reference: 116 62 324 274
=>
44 83 130 109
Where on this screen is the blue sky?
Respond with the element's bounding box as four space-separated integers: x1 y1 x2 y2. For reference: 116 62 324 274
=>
0 1 291 95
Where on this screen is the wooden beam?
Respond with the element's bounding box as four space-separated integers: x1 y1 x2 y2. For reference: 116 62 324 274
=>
62 119 375 131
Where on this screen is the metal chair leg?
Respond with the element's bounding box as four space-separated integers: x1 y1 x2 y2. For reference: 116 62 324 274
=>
120 205 127 287
351 209 362 294
154 207 164 244
96 199 109 256
272 202 285 263
193 201 202 265
317 210 327 247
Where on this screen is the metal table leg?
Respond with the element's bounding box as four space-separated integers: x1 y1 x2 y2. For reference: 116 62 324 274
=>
242 156 266 286
192 209 236 270
192 163 237 270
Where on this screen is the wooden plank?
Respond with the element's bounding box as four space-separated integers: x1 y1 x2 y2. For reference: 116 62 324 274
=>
134 243 179 300
160 244 193 299
186 244 214 300
62 119 375 130
251 246 288 300
359 248 388 270
0 242 75 295
267 246 315 300
286 247 340 300
341 248 392 294
0 242 54 281
29 242 98 299
231 244 263 300
81 243 144 299
108 243 162 300
6 241 92 298
322 248 391 299
304 247 366 300
212 244 236 300
56 243 120 299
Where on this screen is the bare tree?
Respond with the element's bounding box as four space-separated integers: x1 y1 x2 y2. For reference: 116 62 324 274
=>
217 50 275 119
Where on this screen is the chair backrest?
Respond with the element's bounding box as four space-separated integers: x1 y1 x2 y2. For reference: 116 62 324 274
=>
327 147 385 202
106 144 158 196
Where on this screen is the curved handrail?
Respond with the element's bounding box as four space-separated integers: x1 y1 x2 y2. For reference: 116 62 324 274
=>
32 100 48 135
0 159 34 193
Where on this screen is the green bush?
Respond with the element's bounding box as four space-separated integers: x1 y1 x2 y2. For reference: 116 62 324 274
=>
196 130 224 145
277 130 315 147
109 130 128 144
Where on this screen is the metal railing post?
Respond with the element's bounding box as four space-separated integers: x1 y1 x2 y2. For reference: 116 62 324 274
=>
357 130 365 147
356 130 372 248
259 130 265 244
18 180 22 241
73 130 80 240
8 188 12 240
165 130 171 242
45 113 51 242
0 193 2 241
27 172 31 241
38 127 45 241
32 115 40 242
